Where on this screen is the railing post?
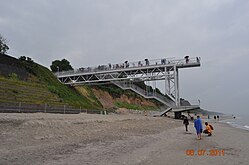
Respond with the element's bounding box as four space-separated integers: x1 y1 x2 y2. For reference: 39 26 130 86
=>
44 103 47 113
19 102 21 113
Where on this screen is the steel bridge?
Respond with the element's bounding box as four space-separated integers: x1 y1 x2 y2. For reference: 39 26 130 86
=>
56 57 201 110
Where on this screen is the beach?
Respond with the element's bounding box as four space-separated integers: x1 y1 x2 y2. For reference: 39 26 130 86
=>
0 113 248 165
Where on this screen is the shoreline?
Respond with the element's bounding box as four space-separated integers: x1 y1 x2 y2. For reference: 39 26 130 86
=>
0 113 248 164
219 116 249 132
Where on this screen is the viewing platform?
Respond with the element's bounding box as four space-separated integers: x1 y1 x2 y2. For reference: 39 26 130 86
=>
55 56 201 114
56 57 200 84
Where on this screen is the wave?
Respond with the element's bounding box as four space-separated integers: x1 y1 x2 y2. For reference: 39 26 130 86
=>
221 116 249 131
244 125 249 129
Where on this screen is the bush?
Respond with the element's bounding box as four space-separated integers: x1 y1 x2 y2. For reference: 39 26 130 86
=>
9 73 19 80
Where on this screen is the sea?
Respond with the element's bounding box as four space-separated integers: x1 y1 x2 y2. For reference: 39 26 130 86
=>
220 114 249 131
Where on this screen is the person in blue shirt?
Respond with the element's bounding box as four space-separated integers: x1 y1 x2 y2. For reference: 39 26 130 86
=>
194 115 203 140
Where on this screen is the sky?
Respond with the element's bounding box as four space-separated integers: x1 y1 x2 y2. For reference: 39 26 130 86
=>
1 0 249 115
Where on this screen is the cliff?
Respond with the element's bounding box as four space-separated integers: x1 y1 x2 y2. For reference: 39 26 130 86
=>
0 54 162 111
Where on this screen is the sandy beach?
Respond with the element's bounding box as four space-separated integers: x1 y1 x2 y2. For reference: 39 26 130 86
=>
0 113 248 165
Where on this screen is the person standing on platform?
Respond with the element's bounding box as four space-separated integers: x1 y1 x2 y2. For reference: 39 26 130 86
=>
184 56 189 63
194 116 203 140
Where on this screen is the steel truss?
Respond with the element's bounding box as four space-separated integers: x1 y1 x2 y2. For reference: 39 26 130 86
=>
56 57 200 106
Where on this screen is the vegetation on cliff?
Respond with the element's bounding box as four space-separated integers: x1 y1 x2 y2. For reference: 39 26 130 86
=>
0 54 161 111
0 54 102 109
0 34 9 54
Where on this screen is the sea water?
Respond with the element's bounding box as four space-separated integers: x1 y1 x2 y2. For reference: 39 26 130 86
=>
221 114 249 131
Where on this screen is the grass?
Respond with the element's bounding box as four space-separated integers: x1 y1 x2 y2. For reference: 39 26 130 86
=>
114 101 157 111
29 64 103 109
74 86 103 108
0 76 61 105
0 54 164 111
97 84 124 98
0 61 103 109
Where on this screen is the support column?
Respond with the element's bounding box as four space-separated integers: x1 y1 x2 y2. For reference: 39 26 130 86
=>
168 71 171 96
154 80 157 96
176 68 180 106
174 65 180 107
165 67 171 96
165 67 167 95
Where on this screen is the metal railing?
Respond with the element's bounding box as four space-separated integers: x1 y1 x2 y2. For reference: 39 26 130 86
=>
55 57 200 76
112 81 175 107
180 99 200 107
0 102 103 114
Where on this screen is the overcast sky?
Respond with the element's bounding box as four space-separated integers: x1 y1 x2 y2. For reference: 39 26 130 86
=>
1 0 249 115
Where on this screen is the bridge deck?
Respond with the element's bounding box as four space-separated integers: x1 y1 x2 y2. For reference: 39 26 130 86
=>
55 56 201 110
56 57 200 78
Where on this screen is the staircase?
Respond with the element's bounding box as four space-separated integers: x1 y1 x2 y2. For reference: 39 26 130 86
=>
111 80 175 107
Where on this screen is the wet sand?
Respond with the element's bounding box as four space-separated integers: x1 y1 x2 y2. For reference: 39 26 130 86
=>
0 113 248 165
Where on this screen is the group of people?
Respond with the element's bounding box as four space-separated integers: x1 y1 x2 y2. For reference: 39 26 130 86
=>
183 115 214 140
214 115 220 121
77 56 199 74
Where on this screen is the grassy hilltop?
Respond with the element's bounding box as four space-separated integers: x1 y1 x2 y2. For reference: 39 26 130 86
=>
0 54 103 109
0 54 161 111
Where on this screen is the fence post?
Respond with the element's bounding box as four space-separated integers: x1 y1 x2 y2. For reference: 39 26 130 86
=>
44 103 47 113
19 102 21 113
64 105 66 114
80 106 81 113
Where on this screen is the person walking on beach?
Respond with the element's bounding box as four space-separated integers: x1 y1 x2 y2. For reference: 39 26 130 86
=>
203 122 212 136
183 116 189 132
194 116 203 140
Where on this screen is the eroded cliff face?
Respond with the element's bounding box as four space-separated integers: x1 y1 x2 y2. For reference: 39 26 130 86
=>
75 86 159 110
92 88 114 109
116 94 156 107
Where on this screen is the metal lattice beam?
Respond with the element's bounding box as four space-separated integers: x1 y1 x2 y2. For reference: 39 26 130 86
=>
56 57 201 107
